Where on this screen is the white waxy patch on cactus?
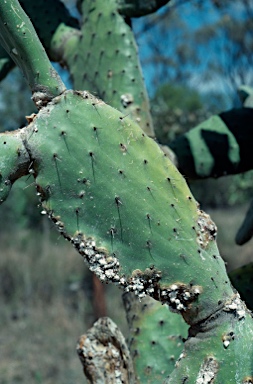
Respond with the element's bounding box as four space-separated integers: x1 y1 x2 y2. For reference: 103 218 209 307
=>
120 93 133 108
175 352 186 367
160 283 202 312
40 206 202 308
72 234 125 284
125 268 162 300
243 377 253 383
196 356 218 384
223 339 230 348
222 331 234 349
223 293 246 320
196 209 217 249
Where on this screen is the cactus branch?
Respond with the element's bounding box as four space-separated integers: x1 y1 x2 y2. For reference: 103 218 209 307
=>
0 0 66 108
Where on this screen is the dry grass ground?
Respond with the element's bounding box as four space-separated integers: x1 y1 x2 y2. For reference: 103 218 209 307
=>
0 226 127 384
0 205 252 383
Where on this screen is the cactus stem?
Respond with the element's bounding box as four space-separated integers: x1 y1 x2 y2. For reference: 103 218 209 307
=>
0 0 66 107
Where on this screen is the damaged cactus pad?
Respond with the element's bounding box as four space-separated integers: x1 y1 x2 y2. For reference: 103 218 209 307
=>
19 90 233 325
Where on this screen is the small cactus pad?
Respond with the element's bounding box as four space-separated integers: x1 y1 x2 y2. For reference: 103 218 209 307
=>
123 292 188 382
0 130 30 203
61 0 154 137
171 109 253 179
23 90 234 325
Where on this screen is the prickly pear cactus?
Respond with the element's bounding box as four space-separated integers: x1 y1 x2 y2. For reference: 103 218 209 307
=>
19 89 233 325
3 88 252 383
1 1 253 383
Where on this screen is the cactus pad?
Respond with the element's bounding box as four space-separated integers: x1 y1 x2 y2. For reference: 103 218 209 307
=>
22 90 234 325
123 292 188 382
60 0 154 137
0 130 30 203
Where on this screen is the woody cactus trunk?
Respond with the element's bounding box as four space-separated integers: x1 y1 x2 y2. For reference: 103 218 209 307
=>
0 1 253 383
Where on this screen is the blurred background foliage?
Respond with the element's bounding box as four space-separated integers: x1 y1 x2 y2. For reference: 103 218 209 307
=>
0 0 253 382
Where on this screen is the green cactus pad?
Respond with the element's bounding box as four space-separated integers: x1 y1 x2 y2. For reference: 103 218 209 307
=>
23 90 234 325
60 0 154 137
123 292 188 383
165 295 253 383
0 130 30 203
